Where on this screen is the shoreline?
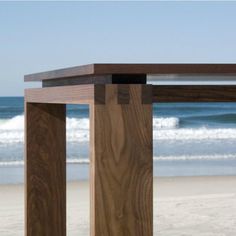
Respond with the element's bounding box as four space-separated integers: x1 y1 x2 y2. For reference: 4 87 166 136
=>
1 175 236 235
2 158 236 185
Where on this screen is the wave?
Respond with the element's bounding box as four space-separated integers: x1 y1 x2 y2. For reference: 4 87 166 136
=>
182 113 236 124
153 128 236 140
0 158 90 166
1 154 236 166
2 115 236 144
0 115 90 143
0 115 90 131
0 115 179 131
153 154 236 161
153 117 179 129
0 115 179 143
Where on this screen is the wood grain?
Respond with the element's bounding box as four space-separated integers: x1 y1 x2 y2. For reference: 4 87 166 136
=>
90 85 153 236
25 84 236 105
152 85 236 102
24 63 236 82
42 74 146 87
25 64 94 81
117 84 130 104
25 85 94 104
42 75 113 87
25 103 66 236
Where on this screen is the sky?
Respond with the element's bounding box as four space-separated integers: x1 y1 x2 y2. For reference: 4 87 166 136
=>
0 1 236 96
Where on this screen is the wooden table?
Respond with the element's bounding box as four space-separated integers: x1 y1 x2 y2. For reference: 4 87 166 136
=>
24 64 236 236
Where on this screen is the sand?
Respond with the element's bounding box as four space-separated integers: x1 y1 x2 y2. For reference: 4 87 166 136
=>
0 176 236 236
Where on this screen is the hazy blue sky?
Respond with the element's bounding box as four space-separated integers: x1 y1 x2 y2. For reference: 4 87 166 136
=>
1 1 236 96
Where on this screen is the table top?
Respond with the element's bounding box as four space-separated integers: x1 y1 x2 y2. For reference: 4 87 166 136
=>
24 64 236 82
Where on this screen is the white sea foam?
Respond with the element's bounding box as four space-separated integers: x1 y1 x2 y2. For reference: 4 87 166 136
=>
1 115 236 144
153 117 179 129
1 154 236 166
0 159 90 166
0 161 24 166
0 115 90 143
153 128 236 140
153 154 236 161
0 115 23 130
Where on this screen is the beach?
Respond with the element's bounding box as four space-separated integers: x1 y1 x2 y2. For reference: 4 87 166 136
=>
1 99 236 235
1 176 236 236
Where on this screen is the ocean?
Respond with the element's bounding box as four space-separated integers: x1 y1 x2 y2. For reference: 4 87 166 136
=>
1 97 236 184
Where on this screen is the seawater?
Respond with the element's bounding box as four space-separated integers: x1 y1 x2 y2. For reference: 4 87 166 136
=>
1 97 236 184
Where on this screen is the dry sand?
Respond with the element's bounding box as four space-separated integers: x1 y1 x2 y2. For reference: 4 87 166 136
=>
1 176 236 236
